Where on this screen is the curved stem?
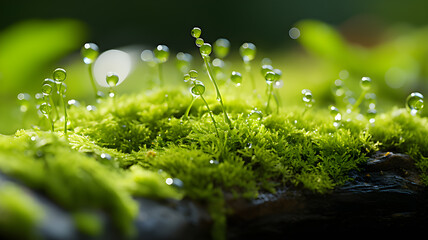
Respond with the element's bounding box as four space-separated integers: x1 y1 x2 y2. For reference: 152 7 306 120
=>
202 56 231 126
200 94 220 139
61 94 68 138
266 83 274 114
88 64 98 98
352 89 368 112
244 61 255 91
158 63 164 87
184 97 196 119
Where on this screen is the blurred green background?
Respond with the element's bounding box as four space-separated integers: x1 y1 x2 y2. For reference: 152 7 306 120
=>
0 0 427 134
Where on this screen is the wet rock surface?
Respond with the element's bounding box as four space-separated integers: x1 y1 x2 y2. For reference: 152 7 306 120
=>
227 151 428 238
0 173 211 240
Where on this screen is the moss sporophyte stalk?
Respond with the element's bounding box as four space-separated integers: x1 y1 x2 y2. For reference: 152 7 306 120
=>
4 26 428 240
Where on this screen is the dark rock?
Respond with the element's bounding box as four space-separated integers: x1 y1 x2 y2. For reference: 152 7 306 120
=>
226 151 428 238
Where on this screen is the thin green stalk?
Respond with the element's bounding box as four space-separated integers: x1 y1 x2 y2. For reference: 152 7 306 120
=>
273 89 281 114
202 56 232 126
158 63 164 87
184 97 197 119
266 83 274 113
88 64 98 98
352 89 368 112
58 83 68 138
62 96 68 138
48 96 59 121
244 61 255 91
200 94 220 139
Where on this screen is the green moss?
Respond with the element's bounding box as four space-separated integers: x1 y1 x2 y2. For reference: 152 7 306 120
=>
0 183 44 240
1 89 427 239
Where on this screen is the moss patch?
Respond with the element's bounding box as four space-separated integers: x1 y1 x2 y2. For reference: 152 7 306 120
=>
1 89 427 239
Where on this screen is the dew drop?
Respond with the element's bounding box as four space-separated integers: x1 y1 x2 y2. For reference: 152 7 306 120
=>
230 71 242 85
200 43 212 56
260 64 274 77
86 105 97 111
175 52 192 73
100 153 112 161
166 178 173 185
406 92 424 116
189 70 198 80
183 74 191 83
191 27 202 38
40 102 52 115
195 38 204 47
239 43 256 62
289 27 301 39
81 43 99 64
264 71 276 84
106 72 120 87
360 77 371 90
154 45 170 63
190 81 205 97
213 38 230 58
209 159 219 165
67 99 80 107
17 93 31 112
141 50 154 62
248 108 263 120
53 68 67 82
41 84 53 96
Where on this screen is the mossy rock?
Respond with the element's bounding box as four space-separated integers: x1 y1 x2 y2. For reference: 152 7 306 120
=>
1 89 428 239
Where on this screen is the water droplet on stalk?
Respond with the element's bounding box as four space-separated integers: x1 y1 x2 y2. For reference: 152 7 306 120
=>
154 45 170 63
213 38 230 58
261 65 274 77
41 84 53 96
106 72 120 87
360 77 371 90
406 92 424 116
53 68 66 82
239 43 256 62
40 102 52 115
230 71 242 86
195 38 204 47
200 43 212 56
81 43 99 64
190 81 205 97
191 27 202 38
264 71 276 84
189 70 198 80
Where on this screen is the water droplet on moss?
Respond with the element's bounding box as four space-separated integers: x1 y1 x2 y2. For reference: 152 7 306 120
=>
248 108 263 120
100 153 112 161
81 43 99 64
406 92 424 116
